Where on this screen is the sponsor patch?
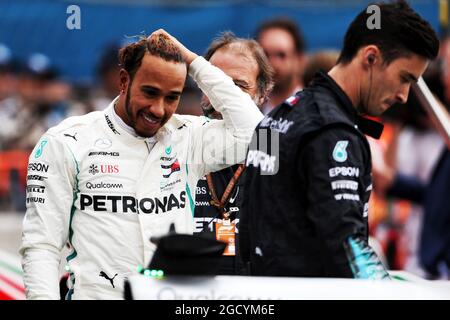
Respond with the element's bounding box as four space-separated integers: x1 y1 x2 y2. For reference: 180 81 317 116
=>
89 164 119 175
26 197 45 204
26 185 45 194
334 193 360 201
85 182 123 189
161 160 180 179
331 180 359 191
27 175 47 181
88 151 119 157
329 166 359 178
28 162 49 173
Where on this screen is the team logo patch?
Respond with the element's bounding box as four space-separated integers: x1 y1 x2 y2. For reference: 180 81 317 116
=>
34 139 48 158
332 140 349 162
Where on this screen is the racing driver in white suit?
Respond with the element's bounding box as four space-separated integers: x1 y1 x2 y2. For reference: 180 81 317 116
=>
20 30 263 299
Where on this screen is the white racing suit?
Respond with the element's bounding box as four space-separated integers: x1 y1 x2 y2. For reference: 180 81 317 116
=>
20 57 263 300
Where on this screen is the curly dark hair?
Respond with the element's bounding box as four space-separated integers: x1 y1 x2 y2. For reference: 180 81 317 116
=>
118 33 185 80
337 0 439 65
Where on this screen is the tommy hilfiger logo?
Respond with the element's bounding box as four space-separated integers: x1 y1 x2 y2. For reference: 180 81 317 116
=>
161 160 180 178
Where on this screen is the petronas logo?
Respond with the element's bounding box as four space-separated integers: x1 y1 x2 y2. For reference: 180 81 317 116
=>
165 146 172 155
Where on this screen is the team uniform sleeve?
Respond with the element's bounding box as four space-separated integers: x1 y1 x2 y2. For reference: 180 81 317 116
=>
20 133 76 299
186 56 264 178
299 127 389 279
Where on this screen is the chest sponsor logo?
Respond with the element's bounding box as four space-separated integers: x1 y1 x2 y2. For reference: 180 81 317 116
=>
246 150 277 175
80 191 186 214
34 139 48 159
26 185 45 193
27 174 47 181
95 138 112 149
259 116 294 134
332 140 349 162
89 164 119 175
28 162 49 173
329 166 359 178
88 151 120 157
85 181 123 190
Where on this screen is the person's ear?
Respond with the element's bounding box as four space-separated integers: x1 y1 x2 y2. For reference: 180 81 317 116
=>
119 69 130 94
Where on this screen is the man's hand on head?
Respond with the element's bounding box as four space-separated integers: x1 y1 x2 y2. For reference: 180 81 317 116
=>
148 29 198 65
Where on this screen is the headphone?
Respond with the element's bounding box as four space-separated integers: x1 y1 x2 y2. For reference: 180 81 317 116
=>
364 54 375 111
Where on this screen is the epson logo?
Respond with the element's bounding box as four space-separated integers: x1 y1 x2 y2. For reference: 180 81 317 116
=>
85 182 123 189
329 167 360 178
80 191 186 214
28 163 49 173
88 151 120 157
27 185 45 193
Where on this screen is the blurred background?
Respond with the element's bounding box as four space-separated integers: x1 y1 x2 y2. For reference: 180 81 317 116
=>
0 0 449 299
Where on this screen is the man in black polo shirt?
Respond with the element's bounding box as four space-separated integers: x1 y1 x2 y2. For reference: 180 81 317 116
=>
240 1 439 278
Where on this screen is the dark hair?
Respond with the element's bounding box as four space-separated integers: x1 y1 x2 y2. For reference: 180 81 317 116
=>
255 18 305 53
118 33 185 80
204 31 274 105
338 0 439 65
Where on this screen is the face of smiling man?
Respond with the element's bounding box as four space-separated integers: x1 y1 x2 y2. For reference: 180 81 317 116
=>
118 53 187 137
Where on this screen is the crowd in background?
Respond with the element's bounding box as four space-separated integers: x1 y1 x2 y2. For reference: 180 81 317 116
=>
1 16 449 279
